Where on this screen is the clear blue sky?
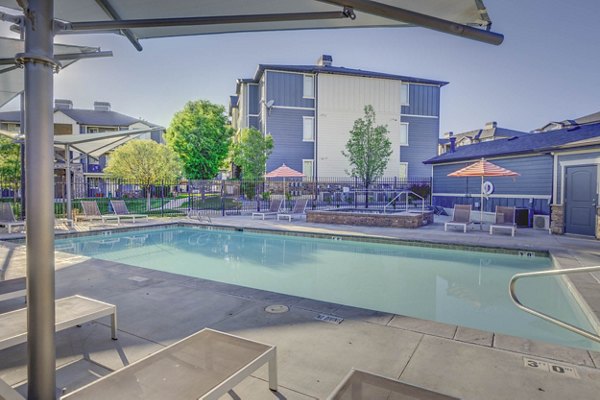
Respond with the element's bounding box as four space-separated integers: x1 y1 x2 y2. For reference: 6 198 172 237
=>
2 0 599 135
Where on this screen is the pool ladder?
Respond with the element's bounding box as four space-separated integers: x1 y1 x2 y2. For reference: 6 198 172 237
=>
509 265 600 343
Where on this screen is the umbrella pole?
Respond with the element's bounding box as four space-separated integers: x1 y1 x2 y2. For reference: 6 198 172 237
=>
480 175 484 230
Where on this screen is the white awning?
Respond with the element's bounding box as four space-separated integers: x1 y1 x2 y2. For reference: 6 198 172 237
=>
1 127 162 159
0 37 104 107
0 1 501 48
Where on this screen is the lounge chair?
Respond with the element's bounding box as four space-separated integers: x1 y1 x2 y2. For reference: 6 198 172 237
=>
0 295 117 351
490 205 517 236
0 203 25 233
77 201 121 224
327 368 458 400
187 209 212 223
0 277 26 302
252 198 282 220
277 198 308 221
62 328 277 400
444 204 473 233
110 200 149 223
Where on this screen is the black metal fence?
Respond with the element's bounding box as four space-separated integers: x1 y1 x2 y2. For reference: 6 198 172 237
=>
0 175 432 218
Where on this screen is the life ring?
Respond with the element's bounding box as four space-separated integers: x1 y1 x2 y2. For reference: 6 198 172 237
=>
482 181 494 196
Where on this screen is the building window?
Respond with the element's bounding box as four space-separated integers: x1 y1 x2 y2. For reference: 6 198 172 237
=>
302 159 314 180
401 83 410 106
303 75 315 98
399 163 408 180
400 123 409 146
303 116 315 142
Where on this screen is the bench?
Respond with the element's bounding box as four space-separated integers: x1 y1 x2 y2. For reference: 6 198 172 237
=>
0 277 26 302
0 295 117 351
327 369 459 400
63 328 277 399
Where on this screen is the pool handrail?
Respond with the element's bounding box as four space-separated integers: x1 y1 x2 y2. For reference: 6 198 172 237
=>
509 265 600 344
383 190 425 214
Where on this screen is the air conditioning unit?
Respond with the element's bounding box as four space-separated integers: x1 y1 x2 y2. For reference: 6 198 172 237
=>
533 215 550 230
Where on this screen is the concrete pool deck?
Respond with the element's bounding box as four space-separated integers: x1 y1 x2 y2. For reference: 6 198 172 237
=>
1 216 600 399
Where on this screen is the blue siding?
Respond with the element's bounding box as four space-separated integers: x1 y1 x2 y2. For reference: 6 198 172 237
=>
266 71 315 109
434 196 550 215
248 84 260 115
399 116 438 178
401 84 440 116
431 155 553 214
266 108 315 173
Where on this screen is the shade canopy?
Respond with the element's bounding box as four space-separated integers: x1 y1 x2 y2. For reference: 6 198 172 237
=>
448 158 520 178
0 36 106 107
0 0 502 50
1 127 162 159
265 164 304 178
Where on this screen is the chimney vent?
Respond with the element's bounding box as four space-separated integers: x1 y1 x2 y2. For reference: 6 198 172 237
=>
484 121 497 129
317 54 333 67
449 137 456 153
54 99 73 110
93 101 111 111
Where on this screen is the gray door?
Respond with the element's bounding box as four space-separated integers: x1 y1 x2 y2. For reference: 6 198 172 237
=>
565 165 597 236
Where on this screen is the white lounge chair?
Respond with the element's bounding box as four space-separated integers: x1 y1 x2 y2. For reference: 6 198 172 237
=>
62 328 277 400
77 201 121 224
444 204 473 233
0 277 26 302
328 369 458 400
252 198 282 220
277 198 308 221
490 205 517 236
110 200 149 223
0 295 117 351
0 203 25 233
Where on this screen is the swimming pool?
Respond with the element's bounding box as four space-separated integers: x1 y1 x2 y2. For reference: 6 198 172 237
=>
55 226 600 350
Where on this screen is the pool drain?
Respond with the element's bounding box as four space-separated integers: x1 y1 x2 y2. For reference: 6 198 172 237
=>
265 304 289 314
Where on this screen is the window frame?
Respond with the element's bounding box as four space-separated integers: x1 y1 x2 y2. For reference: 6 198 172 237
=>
302 159 314 180
399 162 409 180
399 122 409 146
303 74 315 99
302 116 315 142
400 83 410 106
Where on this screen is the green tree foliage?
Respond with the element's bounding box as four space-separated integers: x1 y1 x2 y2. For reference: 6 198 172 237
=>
166 100 233 179
231 128 274 180
342 105 392 207
0 135 21 201
104 139 181 210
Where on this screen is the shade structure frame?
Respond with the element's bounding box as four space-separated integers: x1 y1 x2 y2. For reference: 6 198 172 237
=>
0 1 503 398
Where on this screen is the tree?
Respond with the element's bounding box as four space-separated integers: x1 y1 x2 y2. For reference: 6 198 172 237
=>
342 105 392 208
0 135 21 202
231 128 274 180
104 139 181 210
231 128 273 199
166 100 233 179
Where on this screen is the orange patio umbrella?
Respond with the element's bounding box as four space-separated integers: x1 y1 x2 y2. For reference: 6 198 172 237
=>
448 158 519 227
265 164 304 209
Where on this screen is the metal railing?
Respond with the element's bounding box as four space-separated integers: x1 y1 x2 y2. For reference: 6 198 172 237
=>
383 190 425 214
509 265 600 343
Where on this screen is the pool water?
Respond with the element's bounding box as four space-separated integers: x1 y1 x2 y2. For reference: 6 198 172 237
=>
55 226 600 350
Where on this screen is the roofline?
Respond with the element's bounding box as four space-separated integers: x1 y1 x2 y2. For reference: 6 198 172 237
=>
252 64 448 86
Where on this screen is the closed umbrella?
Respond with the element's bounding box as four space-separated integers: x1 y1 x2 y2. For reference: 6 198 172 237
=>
448 158 519 228
265 164 304 209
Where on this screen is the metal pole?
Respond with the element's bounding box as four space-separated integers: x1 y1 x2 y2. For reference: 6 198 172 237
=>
19 93 25 219
23 0 57 398
65 145 72 220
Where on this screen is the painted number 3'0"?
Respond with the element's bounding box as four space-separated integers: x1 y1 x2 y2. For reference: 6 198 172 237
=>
528 360 566 374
